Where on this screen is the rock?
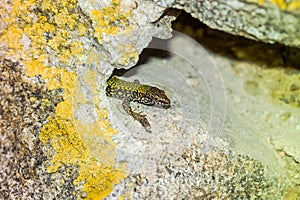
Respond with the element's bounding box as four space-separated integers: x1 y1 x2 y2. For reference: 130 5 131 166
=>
153 0 300 47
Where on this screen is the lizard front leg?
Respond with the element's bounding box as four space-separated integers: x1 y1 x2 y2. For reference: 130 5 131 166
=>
122 98 152 133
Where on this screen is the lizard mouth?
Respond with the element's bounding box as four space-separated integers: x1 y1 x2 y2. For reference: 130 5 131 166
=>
162 104 171 109
160 99 171 109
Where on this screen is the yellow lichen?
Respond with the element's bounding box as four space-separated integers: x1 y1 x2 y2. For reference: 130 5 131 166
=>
1 26 23 50
78 23 88 36
1 0 83 66
34 62 129 199
1 0 129 199
271 0 287 10
243 64 300 108
270 69 300 107
118 195 125 200
249 0 300 12
287 1 300 10
270 0 300 11
70 41 84 56
90 0 132 42
117 44 139 64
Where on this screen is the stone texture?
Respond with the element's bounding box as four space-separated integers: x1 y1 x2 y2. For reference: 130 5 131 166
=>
1 0 300 199
153 0 300 47
106 145 282 199
0 59 73 199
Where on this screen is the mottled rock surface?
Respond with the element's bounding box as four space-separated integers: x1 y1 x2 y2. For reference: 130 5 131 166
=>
106 145 282 199
0 59 73 199
1 0 300 199
153 0 300 47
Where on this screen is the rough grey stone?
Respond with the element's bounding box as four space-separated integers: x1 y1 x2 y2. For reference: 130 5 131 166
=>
152 0 300 47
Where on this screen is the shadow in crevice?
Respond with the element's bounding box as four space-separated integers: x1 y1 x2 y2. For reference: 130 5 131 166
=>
172 11 300 70
114 10 300 77
113 45 171 77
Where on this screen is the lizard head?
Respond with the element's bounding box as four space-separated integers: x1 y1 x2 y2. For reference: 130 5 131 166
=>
144 87 171 109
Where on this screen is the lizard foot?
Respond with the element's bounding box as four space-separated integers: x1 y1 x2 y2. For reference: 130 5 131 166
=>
122 98 152 132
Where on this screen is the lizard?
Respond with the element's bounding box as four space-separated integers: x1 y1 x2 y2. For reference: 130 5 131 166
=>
106 76 171 132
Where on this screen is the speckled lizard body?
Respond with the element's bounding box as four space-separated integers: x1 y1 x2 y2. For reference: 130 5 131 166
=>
106 76 171 132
